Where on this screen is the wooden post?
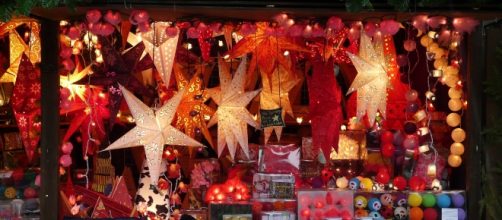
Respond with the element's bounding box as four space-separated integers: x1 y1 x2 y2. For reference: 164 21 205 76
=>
39 18 60 220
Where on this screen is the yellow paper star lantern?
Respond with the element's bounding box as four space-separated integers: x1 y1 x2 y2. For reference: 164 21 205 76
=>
173 62 215 148
260 64 300 143
346 32 389 125
208 58 261 160
102 85 202 184
60 61 93 101
141 22 179 86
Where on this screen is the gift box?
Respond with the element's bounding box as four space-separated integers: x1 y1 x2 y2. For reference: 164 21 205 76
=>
353 191 408 219
297 189 354 220
253 173 295 199
258 144 300 175
209 202 252 220
260 211 296 220
408 190 467 220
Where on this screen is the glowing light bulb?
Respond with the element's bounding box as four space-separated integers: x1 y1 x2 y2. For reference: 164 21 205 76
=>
427 164 437 176
419 144 430 153
296 117 303 124
218 40 224 47
283 50 290 56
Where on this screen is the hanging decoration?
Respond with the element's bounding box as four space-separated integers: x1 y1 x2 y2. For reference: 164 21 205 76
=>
141 22 179 86
60 60 93 101
346 31 389 126
259 64 300 143
102 85 202 184
307 56 343 159
61 88 110 157
173 62 215 148
11 54 41 162
208 58 261 160
228 22 307 77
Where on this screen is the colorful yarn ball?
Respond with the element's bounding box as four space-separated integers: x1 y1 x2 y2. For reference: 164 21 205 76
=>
354 195 368 209
423 208 438 220
369 211 384 220
409 207 424 220
4 187 16 199
349 177 360 190
408 193 422 207
368 198 382 211
451 193 465 207
458 208 466 220
380 193 394 207
422 193 436 208
360 178 373 191
436 194 452 208
394 206 408 219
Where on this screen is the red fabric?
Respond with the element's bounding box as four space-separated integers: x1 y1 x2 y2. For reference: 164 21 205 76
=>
260 144 300 175
11 54 41 162
307 57 343 159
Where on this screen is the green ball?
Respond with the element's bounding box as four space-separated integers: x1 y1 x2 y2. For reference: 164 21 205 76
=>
422 193 436 207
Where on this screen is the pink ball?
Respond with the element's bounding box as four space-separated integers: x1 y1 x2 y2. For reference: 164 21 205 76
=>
34 174 41 186
326 16 344 31
405 90 419 102
379 20 400 35
187 27 200 39
364 22 377 37
86 9 102 24
403 40 417 52
61 142 73 154
59 154 72 168
99 23 115 36
68 27 81 40
132 10 149 24
104 10 121 25
166 27 179 37
24 187 37 199
403 135 419 149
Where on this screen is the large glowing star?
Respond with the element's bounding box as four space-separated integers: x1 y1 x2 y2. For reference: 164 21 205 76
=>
260 64 300 143
102 85 202 184
173 63 215 147
141 22 179 86
346 32 388 126
208 58 261 160
60 61 93 101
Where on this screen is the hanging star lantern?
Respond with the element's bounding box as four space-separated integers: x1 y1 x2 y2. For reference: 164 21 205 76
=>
102 85 202 184
228 22 307 77
346 32 388 126
11 54 41 161
173 62 215 148
60 60 93 101
208 58 261 160
0 20 41 83
62 88 110 157
141 22 179 86
260 64 300 143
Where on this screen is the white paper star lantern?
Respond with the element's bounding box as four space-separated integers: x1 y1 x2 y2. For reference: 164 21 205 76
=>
102 85 202 184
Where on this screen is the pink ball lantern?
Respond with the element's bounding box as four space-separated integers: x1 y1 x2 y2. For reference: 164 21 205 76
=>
104 10 121 25
404 40 417 52
24 187 38 199
379 20 400 35
326 16 344 31
59 154 72 167
86 9 102 24
61 142 74 154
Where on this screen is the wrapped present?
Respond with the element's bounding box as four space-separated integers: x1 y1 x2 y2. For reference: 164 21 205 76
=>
253 173 295 199
209 202 252 220
258 144 300 174
331 130 367 160
301 137 316 161
261 211 296 220
297 189 354 220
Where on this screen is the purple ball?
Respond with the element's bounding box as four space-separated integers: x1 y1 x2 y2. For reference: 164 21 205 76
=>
406 102 419 113
458 208 466 220
311 176 324 188
404 121 417 134
451 193 465 208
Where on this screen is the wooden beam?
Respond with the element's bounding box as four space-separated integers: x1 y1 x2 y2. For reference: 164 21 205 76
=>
39 18 60 220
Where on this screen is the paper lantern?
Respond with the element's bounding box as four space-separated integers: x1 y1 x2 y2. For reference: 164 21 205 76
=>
420 35 433 47
444 74 460 88
446 113 461 127
409 207 424 220
434 58 448 69
408 193 422 207
376 169 390 184
449 99 463 112
393 176 407 190
451 128 466 142
448 88 463 99
444 66 459 75
409 176 426 191
448 155 462 167
450 142 465 155
404 40 416 52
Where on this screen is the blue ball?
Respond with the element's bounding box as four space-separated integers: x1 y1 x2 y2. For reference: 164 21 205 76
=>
436 194 452 208
369 211 384 220
368 198 382 211
349 178 360 190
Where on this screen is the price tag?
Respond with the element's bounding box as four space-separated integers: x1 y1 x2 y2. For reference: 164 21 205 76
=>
442 208 459 220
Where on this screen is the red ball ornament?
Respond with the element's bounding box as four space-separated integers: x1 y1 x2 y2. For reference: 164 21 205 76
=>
321 167 334 183
423 208 438 220
381 143 395 158
376 169 390 184
409 176 426 191
24 187 37 198
381 131 394 144
393 176 407 190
